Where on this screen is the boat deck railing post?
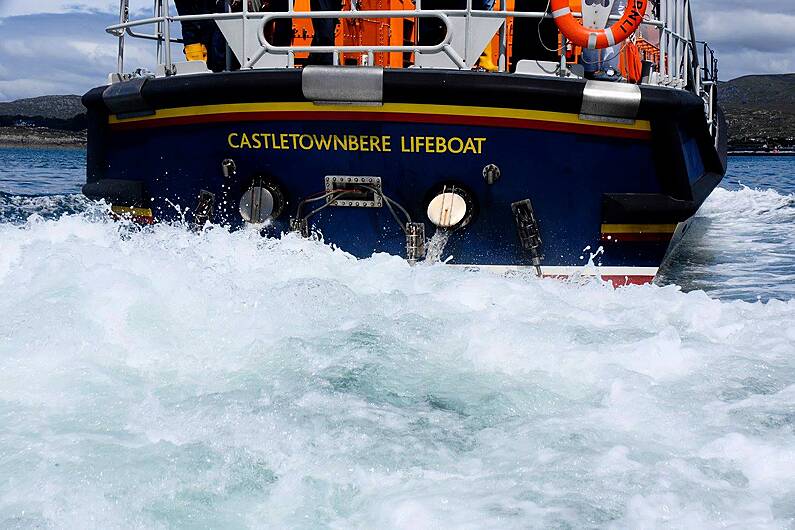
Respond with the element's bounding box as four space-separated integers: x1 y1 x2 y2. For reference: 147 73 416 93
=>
659 0 664 81
116 0 129 74
162 0 173 72
497 3 507 72
464 0 471 66
155 0 163 64
243 0 249 68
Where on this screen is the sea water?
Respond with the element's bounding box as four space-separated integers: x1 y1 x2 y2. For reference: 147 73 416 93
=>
0 147 794 528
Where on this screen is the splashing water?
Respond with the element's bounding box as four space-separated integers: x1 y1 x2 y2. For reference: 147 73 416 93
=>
424 228 451 263
1 153 794 528
659 186 795 301
0 195 794 528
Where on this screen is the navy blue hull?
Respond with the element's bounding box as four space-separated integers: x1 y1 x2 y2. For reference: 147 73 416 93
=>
83 70 727 283
111 121 663 265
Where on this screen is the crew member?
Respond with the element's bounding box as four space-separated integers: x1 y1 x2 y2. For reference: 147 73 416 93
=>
418 0 460 49
258 0 292 52
174 0 225 71
510 0 559 70
417 0 498 70
175 1 292 71
308 0 340 65
477 0 497 71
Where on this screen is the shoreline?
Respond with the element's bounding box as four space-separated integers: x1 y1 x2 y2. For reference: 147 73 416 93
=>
0 126 86 148
728 151 795 157
0 142 86 150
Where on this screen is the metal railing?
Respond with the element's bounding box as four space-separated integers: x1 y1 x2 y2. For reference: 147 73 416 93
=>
698 40 719 136
108 0 716 107
249 10 464 68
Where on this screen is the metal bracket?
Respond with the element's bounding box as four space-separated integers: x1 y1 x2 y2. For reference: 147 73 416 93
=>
483 164 501 185
302 66 383 104
82 178 145 206
579 80 641 125
324 176 383 208
193 190 215 227
511 199 543 276
290 217 310 237
102 76 153 118
221 159 237 179
405 222 426 264
581 0 614 30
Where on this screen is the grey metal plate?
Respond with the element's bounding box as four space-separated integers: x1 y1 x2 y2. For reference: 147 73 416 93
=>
324 176 383 208
302 66 383 103
579 80 641 124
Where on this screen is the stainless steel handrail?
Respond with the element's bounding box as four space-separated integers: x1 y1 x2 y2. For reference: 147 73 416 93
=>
250 10 464 69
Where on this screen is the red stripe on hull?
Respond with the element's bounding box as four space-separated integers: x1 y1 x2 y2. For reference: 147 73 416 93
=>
602 274 656 286
543 274 655 286
110 111 652 140
112 214 154 225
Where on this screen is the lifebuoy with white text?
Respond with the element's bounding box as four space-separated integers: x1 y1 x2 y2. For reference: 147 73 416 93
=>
550 0 648 49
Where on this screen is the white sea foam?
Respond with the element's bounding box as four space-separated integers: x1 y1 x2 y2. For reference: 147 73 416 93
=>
659 184 795 301
0 189 793 529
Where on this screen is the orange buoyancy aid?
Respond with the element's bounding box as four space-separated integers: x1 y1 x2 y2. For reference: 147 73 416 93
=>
619 41 643 82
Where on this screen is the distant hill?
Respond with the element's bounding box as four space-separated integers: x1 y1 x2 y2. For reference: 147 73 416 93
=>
718 74 795 148
719 74 795 114
0 95 86 146
0 95 85 121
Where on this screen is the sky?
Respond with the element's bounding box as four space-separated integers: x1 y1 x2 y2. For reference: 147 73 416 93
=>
0 0 793 101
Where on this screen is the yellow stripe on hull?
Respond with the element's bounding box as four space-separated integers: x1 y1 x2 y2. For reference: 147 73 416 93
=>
111 206 153 217
600 223 678 234
109 102 652 132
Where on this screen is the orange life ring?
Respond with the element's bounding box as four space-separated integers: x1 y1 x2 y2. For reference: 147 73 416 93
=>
550 0 648 49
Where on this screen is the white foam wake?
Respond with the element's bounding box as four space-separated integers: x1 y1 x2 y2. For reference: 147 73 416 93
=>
0 204 793 528
659 185 795 301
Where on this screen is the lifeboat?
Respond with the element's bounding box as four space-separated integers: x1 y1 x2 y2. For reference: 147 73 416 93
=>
82 0 726 285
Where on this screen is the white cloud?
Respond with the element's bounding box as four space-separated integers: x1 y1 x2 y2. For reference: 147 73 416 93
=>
715 49 795 81
0 12 156 100
697 11 795 53
0 1 118 17
0 0 154 18
0 39 36 58
0 78 68 100
691 5 795 79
